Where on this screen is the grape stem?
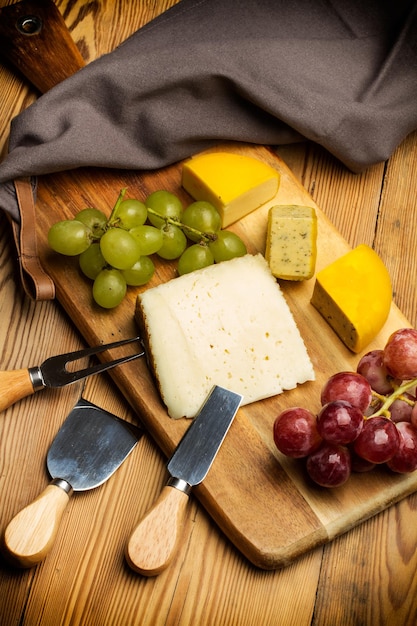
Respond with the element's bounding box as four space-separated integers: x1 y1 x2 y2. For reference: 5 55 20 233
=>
369 378 417 419
107 187 128 226
106 188 218 243
146 207 217 243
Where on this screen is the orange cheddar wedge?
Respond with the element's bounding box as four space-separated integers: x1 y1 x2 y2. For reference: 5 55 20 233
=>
311 244 392 353
182 152 280 227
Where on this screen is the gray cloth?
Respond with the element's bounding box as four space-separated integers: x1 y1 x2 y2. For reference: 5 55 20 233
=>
1 0 416 222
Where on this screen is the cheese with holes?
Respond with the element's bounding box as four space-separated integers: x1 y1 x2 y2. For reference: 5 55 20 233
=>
136 254 314 419
311 244 392 353
181 152 280 227
265 205 317 280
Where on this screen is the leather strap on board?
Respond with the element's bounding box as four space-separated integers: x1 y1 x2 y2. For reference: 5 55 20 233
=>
11 178 55 300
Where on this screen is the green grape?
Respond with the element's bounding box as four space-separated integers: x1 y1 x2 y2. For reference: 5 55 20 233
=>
146 190 183 228
48 220 92 256
115 199 148 229
79 243 107 280
100 227 141 270
208 230 247 262
74 208 107 238
178 243 214 275
121 256 155 286
93 269 127 308
129 225 163 255
181 201 222 242
157 224 187 260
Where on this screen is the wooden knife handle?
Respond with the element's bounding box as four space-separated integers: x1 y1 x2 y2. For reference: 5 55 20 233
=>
2 483 70 568
0 369 37 412
125 485 190 576
0 0 85 94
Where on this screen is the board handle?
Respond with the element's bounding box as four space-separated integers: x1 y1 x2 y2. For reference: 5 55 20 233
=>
0 0 85 94
2 482 71 568
0 369 37 413
125 485 190 576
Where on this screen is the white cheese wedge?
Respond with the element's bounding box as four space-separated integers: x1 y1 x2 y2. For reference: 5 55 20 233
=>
265 205 317 280
181 152 280 227
136 254 315 419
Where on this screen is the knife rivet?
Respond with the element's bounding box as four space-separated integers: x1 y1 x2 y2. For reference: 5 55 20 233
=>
16 15 43 36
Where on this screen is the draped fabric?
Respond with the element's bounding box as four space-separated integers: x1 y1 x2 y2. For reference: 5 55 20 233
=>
1 0 416 222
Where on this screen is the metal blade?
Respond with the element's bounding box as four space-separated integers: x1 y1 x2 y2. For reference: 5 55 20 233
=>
167 386 242 487
47 398 142 491
31 336 144 389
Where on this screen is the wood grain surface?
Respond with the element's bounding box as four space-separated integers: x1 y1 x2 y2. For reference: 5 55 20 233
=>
1 1 417 625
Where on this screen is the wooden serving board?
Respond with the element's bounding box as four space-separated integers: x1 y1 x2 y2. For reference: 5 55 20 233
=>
32 143 415 570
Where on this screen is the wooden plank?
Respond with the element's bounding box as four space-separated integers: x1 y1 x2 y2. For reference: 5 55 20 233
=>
374 131 417 327
27 143 415 569
275 143 386 248
280 135 417 327
309 131 417 625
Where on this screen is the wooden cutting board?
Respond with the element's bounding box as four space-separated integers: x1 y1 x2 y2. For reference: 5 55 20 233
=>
32 143 415 570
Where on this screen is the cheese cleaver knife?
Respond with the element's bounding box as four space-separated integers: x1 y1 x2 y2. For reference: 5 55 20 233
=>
125 385 242 576
2 398 141 568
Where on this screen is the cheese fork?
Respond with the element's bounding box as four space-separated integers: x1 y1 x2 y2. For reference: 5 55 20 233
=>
0 336 144 413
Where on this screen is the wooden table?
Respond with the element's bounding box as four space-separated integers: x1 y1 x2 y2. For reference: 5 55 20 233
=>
1 2 417 624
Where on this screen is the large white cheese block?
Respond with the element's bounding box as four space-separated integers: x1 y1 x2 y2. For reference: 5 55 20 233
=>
136 254 315 419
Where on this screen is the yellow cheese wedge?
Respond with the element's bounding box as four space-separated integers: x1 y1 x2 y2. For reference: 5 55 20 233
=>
311 244 392 353
181 152 280 227
265 205 317 280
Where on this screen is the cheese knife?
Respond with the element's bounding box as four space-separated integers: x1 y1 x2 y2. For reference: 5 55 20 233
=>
0 336 144 414
125 385 242 576
2 398 142 568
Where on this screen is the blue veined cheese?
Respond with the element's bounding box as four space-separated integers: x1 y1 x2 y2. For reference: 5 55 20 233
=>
265 205 317 280
136 254 315 419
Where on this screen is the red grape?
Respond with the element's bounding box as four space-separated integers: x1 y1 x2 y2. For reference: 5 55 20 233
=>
353 417 400 464
387 422 417 473
363 398 382 418
389 393 414 423
383 328 417 380
317 401 363 445
411 402 417 428
349 447 376 472
273 408 322 458
320 372 372 413
306 443 351 488
357 350 396 395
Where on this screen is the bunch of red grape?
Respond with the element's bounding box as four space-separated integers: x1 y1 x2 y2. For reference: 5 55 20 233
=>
273 328 417 488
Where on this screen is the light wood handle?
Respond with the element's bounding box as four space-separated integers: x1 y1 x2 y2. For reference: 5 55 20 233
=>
0 369 37 412
125 485 190 576
2 483 70 568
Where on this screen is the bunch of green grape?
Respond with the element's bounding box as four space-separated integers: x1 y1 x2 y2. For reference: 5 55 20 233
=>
47 188 247 308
